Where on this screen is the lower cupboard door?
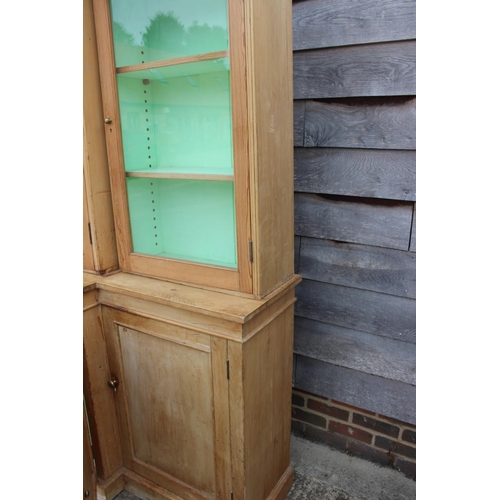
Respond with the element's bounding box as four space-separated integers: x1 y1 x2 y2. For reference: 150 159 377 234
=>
113 324 218 499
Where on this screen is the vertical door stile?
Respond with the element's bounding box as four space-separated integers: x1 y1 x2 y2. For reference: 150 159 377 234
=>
211 336 233 499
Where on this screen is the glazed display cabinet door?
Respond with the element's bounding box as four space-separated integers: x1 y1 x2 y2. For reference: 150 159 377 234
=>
103 314 230 500
92 0 252 292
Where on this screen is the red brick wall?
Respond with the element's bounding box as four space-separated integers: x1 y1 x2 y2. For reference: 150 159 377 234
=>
291 388 416 479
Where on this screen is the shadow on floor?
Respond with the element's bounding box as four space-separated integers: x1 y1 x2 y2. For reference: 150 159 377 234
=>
114 434 416 500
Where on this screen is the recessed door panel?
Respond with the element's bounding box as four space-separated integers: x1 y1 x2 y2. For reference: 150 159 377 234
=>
118 325 216 496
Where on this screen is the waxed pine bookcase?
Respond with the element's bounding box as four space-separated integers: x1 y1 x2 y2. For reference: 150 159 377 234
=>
83 0 299 498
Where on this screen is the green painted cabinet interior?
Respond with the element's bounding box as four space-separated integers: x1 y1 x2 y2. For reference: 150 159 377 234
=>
110 0 237 268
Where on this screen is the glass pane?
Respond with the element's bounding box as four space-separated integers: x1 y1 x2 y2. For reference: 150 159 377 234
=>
126 178 237 268
117 58 233 175
110 0 229 67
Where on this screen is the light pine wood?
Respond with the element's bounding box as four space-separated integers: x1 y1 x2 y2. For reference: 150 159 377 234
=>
85 270 300 326
227 339 245 500
91 0 294 296
243 306 294 500
92 0 133 270
122 469 196 500
83 0 118 274
83 302 123 479
91 0 255 293
97 289 244 341
228 303 295 500
100 307 219 499
85 0 298 496
125 172 234 182
85 272 299 499
119 325 216 495
84 405 97 500
228 0 253 294
116 51 229 74
245 0 295 297
267 467 294 500
211 337 232 499
83 175 95 271
128 254 240 292
96 469 125 500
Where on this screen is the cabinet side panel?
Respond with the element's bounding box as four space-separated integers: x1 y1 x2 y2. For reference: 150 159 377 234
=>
83 176 95 271
83 405 97 500
83 0 118 273
83 304 123 479
243 305 295 500
248 0 295 296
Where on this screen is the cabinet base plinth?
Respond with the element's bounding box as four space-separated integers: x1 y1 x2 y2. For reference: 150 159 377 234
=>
96 466 294 500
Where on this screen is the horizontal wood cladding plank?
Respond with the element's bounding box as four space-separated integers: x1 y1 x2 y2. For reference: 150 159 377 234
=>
294 316 415 385
294 100 306 146
294 193 413 250
298 237 415 298
293 0 416 51
294 148 416 201
295 355 415 424
293 41 416 99
295 279 416 342
304 98 416 149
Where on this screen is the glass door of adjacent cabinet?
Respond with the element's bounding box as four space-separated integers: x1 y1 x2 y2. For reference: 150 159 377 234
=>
98 0 251 289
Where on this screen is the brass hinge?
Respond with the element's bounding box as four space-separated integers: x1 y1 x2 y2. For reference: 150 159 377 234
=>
227 360 230 380
88 223 93 245
249 240 253 263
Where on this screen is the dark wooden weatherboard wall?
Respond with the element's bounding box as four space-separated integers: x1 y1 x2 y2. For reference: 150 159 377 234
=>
292 0 416 425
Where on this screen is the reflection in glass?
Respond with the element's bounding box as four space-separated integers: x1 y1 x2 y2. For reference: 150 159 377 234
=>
117 58 233 175
126 178 237 268
110 0 229 66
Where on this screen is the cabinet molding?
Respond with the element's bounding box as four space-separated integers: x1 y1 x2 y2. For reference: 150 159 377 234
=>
84 271 299 500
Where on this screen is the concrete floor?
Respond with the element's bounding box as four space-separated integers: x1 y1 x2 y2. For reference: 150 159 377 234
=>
115 433 416 500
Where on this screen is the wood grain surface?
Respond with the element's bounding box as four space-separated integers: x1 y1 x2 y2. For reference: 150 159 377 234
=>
295 355 416 424
294 41 416 99
303 98 416 150
294 193 413 251
294 147 415 201
298 237 416 299
295 279 416 343
293 0 416 51
294 316 416 385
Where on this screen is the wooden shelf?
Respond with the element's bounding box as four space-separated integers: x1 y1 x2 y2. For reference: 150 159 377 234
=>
116 50 229 75
125 171 234 182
